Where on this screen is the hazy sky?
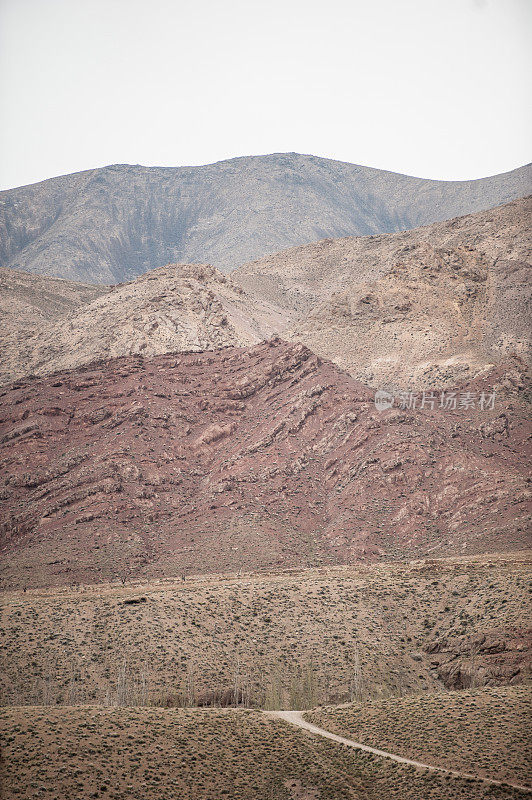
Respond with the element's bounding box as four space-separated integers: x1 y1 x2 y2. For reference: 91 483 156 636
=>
0 0 530 189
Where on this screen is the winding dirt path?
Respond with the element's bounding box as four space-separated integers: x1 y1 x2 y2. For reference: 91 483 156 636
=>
266 710 532 794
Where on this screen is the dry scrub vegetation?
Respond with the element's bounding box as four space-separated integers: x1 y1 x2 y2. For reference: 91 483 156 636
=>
306 685 532 787
1 554 530 709
0 706 528 800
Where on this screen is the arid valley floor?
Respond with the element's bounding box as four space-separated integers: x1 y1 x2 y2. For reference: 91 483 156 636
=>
1 553 531 799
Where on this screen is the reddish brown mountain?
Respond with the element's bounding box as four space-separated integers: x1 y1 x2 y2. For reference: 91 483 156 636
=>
0 339 529 588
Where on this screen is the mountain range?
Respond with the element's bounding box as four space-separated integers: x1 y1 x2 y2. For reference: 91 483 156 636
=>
1 153 531 283
0 158 531 586
1 196 530 389
1 150 532 800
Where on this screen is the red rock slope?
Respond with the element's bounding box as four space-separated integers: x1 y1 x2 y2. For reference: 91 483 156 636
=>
0 340 530 588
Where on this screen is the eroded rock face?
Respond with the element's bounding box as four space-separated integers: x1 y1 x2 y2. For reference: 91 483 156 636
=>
0 340 529 588
425 630 532 689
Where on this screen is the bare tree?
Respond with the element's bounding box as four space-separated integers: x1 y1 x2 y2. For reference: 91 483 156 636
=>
185 662 196 707
232 654 241 706
41 672 55 706
349 640 364 703
116 658 128 706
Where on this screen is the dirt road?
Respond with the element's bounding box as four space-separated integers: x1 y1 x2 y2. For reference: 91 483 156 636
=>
266 710 532 793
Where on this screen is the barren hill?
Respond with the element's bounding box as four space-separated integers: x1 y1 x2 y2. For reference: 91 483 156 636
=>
0 268 109 331
234 196 532 386
1 339 529 588
1 153 530 283
1 198 530 389
0 263 289 386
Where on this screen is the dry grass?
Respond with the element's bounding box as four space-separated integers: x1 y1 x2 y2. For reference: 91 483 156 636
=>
0 706 528 800
1 553 530 709
306 685 532 787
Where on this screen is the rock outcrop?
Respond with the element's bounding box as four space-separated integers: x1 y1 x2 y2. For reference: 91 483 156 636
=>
235 196 532 387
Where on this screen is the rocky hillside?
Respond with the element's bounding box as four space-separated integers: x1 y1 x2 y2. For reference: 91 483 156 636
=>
1 198 530 389
0 263 289 385
1 340 529 588
0 267 109 333
1 154 530 282
235 196 532 387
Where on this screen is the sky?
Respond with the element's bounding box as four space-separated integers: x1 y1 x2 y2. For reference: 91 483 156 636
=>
0 0 530 190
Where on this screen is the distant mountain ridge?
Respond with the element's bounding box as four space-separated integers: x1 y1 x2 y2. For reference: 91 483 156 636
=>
1 153 531 283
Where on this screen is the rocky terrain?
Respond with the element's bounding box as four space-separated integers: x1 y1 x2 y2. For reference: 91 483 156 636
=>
1 153 530 282
0 339 529 588
0 267 109 331
1 198 530 390
0 268 112 387
0 263 289 386
235 196 532 387
0 159 530 800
